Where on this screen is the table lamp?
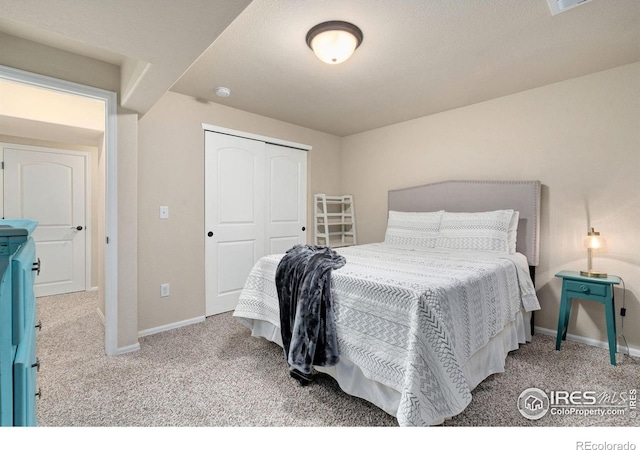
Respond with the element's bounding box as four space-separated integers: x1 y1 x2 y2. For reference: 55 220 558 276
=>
580 227 607 278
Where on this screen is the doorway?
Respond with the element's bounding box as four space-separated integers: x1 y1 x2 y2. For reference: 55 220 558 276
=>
0 65 119 356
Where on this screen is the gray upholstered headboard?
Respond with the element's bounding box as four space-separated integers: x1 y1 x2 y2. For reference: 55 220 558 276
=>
388 180 541 267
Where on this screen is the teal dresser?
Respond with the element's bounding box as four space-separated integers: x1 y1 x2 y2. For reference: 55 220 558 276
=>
0 219 39 426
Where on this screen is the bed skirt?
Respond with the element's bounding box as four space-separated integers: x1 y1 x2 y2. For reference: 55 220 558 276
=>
235 310 531 424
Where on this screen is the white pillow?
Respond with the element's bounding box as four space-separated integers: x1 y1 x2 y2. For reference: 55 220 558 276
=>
435 210 515 254
384 210 444 248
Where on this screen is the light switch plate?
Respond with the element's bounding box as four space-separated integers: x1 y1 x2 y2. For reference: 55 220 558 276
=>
160 206 169 219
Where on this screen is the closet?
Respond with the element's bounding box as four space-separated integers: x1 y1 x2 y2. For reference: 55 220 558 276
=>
204 127 309 316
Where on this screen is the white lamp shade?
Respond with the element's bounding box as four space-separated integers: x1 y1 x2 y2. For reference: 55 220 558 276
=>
583 228 606 249
310 30 358 64
581 228 607 277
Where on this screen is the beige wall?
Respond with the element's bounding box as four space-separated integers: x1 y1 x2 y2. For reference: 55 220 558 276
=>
137 91 341 332
116 111 139 348
0 79 105 130
0 32 120 93
341 62 640 352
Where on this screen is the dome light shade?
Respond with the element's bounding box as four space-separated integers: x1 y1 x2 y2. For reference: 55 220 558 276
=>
306 21 363 64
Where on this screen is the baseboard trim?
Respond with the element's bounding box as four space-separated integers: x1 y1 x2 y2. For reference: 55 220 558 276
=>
115 342 141 355
96 306 105 326
138 316 206 339
95 306 141 354
535 326 640 358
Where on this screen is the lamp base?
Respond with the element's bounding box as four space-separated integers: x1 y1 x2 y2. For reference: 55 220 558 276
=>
580 270 608 278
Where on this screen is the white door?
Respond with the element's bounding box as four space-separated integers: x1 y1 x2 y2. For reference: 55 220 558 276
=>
265 143 307 255
3 146 87 297
205 133 266 316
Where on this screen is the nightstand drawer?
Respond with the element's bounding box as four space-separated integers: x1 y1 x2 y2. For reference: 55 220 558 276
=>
564 280 606 297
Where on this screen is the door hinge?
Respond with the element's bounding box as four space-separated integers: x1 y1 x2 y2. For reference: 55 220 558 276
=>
1 161 4 169
106 236 110 244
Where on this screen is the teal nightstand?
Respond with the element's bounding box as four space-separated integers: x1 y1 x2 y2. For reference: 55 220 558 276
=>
555 270 621 365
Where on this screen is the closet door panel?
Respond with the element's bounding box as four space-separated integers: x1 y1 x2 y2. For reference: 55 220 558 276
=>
265 144 307 255
205 133 265 316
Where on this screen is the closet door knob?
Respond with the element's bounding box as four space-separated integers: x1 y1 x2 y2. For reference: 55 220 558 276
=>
301 227 306 231
72 226 83 231
207 231 214 237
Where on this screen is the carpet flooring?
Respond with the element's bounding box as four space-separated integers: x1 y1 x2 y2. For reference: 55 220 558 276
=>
35 291 639 428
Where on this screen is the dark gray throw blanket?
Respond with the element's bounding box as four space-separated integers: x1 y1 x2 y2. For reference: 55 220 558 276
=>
275 244 346 385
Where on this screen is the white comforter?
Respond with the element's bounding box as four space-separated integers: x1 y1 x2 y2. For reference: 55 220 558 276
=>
233 243 539 426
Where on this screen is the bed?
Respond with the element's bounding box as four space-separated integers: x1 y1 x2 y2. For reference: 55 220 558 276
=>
233 179 541 426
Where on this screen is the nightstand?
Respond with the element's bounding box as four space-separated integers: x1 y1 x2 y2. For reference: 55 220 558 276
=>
555 270 621 365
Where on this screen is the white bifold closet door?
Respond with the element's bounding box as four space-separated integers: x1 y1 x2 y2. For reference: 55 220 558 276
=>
205 131 307 316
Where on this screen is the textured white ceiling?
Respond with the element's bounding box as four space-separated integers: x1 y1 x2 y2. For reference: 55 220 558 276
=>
1 0 638 137
0 0 253 113
171 0 640 136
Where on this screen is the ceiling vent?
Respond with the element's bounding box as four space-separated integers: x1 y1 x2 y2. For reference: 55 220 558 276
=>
547 0 594 15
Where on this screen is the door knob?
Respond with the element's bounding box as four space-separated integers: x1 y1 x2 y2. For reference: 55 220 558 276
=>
71 226 83 231
207 231 214 237
302 227 306 231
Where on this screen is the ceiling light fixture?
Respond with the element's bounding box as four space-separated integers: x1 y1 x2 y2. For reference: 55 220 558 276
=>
306 21 363 65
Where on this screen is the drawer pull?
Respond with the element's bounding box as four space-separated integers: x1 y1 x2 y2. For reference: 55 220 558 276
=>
32 357 40 372
35 320 42 331
35 388 42 400
580 284 589 293
32 258 41 276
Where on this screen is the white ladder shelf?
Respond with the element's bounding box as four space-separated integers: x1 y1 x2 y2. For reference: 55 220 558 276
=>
314 194 357 248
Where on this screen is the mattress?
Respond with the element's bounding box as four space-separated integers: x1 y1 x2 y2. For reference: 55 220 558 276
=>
233 243 540 426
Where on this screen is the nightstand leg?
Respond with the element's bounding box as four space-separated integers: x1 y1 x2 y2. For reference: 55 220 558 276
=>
556 291 571 350
604 291 617 366
562 297 572 341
